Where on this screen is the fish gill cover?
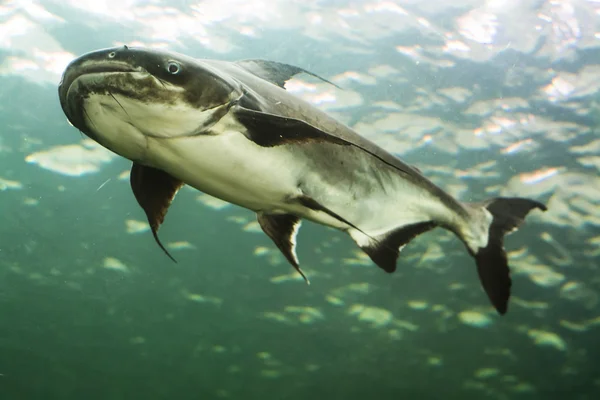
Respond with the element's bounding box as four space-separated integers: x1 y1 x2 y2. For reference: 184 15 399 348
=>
0 0 599 399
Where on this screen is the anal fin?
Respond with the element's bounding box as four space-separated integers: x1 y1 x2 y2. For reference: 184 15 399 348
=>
350 222 437 273
257 213 309 284
130 163 184 262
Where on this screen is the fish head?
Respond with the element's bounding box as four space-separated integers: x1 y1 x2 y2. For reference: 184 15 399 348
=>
58 45 239 163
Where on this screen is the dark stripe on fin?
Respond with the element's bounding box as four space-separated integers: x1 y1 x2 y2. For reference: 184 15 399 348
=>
473 197 547 315
130 163 184 262
257 213 309 284
296 195 361 231
358 222 437 273
233 106 350 148
231 103 422 181
235 59 340 89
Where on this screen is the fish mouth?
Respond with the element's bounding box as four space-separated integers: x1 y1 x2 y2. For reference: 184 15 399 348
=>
58 60 140 133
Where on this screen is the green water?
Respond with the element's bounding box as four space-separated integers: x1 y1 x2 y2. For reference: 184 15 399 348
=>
1 1 599 399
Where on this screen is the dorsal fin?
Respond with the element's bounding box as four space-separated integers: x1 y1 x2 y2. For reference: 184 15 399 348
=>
235 59 340 89
257 212 309 284
349 222 438 273
130 163 183 262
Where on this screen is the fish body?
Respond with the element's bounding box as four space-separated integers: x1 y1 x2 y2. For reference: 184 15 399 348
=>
58 46 546 314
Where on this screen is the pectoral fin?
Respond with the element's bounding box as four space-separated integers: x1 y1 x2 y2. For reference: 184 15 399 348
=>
233 106 350 148
232 104 418 178
130 163 183 262
257 213 309 284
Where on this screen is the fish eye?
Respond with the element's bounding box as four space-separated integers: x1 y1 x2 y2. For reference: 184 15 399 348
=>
108 52 116 59
166 61 181 75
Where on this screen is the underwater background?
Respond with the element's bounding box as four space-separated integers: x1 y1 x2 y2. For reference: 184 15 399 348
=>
1 0 599 398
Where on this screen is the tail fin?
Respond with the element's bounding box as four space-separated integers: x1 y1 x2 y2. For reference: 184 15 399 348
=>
470 197 547 315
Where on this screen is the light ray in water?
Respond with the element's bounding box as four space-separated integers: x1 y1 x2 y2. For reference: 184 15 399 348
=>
96 178 111 191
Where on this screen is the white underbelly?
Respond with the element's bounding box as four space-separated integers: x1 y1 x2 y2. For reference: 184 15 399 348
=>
146 130 303 212
142 115 458 237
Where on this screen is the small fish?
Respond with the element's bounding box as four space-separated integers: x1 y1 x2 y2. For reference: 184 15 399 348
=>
57 46 546 314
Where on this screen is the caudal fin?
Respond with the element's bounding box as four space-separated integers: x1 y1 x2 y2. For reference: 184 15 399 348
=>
471 197 547 315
